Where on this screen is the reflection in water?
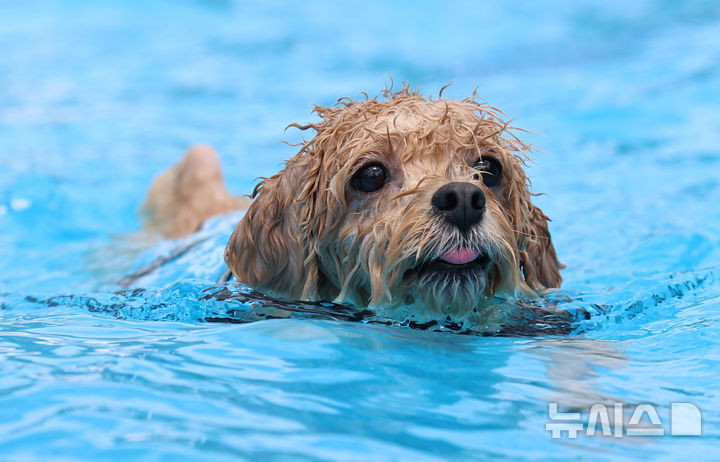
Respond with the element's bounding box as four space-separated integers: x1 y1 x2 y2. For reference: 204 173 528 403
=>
530 338 628 410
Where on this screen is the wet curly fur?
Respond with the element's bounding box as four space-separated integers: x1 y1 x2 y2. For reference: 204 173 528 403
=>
225 86 562 317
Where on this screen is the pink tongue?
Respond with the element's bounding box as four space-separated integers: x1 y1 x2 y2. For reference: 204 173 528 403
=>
440 248 480 265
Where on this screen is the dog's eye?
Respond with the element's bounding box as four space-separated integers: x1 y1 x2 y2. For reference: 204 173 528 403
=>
473 157 502 187
351 163 389 192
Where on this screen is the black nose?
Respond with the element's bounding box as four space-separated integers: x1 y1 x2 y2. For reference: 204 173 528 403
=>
431 182 486 232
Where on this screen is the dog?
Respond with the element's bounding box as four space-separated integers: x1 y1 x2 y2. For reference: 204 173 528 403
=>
143 86 563 321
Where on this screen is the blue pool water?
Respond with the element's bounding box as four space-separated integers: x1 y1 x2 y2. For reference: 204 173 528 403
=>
2 1 720 459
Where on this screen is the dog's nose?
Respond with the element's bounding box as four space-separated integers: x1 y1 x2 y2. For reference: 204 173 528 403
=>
431 182 485 232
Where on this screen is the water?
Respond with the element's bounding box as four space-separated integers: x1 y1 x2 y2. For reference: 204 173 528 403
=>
2 0 720 459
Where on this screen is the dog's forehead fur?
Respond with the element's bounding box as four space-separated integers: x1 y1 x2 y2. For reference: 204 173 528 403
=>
310 94 528 167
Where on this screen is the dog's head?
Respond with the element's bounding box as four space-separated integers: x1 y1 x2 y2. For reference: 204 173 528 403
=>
226 88 562 316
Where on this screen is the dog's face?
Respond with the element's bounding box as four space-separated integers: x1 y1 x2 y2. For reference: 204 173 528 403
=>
226 90 562 317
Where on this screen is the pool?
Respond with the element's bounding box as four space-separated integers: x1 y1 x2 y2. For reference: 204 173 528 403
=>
1 0 719 460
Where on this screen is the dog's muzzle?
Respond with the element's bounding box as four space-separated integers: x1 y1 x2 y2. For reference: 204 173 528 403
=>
431 182 485 233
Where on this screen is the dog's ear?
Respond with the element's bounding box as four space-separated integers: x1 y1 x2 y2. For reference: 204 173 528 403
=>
517 203 563 290
503 154 563 292
225 155 323 300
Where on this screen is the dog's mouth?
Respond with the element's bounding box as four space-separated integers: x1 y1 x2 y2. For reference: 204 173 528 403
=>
414 248 491 276
398 246 497 312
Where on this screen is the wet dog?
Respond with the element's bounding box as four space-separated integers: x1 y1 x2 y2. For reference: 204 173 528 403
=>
144 86 563 319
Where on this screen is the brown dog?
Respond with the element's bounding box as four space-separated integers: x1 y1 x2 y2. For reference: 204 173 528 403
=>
144 87 562 319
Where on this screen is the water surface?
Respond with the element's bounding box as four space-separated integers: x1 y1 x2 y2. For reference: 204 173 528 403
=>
1 1 719 460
